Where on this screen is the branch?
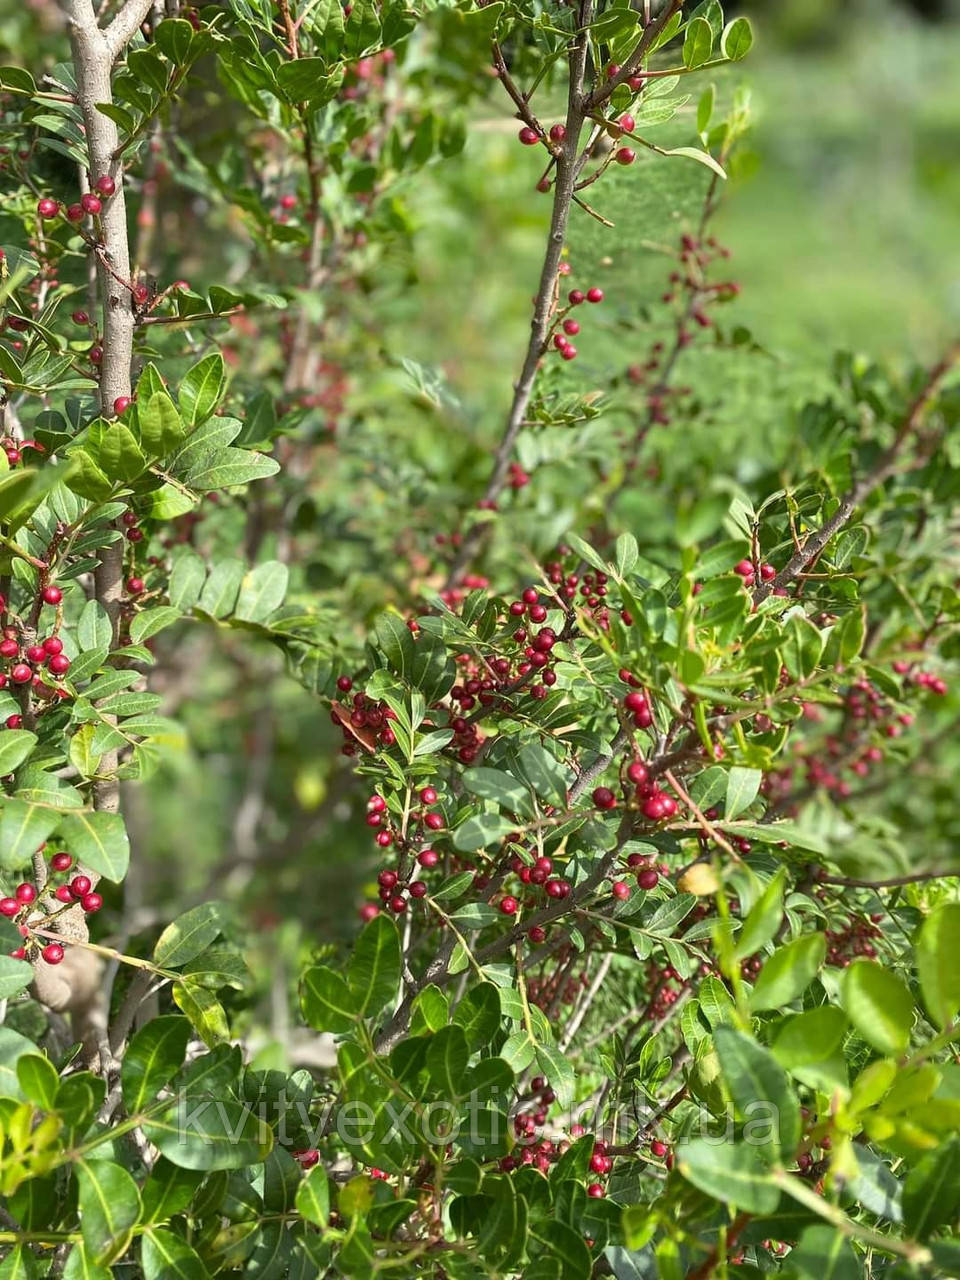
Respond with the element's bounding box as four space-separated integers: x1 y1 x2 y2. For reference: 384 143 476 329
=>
104 0 154 58
755 343 959 604
444 0 594 588
819 869 955 890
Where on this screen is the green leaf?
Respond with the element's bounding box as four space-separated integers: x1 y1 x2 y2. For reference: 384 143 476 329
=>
234 560 288 623
276 57 335 104
782 614 823 680
720 16 753 60
452 983 501 1050
154 18 194 63
0 730 37 775
0 954 33 1000
734 868 785 959
98 423 147 482
144 1100 273 1171
300 965 357 1033
426 1025 470 1098
916 902 960 1030
76 1158 142 1264
0 799 60 872
154 902 224 967
347 914 401 1020
77 599 114 652
749 933 826 1011
62 1244 111 1279
122 1016 191 1114
58 811 129 882
682 16 713 68
453 812 516 852
0 66 37 95
534 1042 576 1108
678 1139 780 1213
788 1225 859 1280
0 1247 41 1279
139 392 186 457
841 960 913 1056
196 559 244 618
296 1165 331 1227
179 353 226 428
661 146 727 180
902 1136 960 1240
168 552 206 610
713 1027 801 1160
141 1227 210 1280
172 981 229 1047
16 1053 59 1109
772 1007 848 1068
130 606 181 644
183 447 279 490
724 766 761 821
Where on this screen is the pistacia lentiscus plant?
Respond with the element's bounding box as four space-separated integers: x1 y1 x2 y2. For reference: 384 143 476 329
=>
0 1 957 1278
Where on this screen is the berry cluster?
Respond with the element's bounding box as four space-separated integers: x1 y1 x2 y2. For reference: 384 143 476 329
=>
2 849 100 967
331 680 398 755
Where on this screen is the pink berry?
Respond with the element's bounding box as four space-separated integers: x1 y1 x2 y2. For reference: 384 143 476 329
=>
592 786 616 810
42 943 65 965
14 883 35 904
50 852 72 872
81 193 102 215
615 147 636 165
11 664 32 684
81 892 103 913
42 586 62 605
518 127 539 146
37 198 59 219
500 896 519 916
586 288 604 303
0 898 19 917
95 175 116 196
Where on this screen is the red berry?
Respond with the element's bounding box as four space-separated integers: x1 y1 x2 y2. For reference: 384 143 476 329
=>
587 1183 605 1198
42 943 65 965
419 786 438 805
619 113 636 132
9 948 25 960
528 925 546 943
5 715 22 729
500 895 519 916
0 640 17 659
14 883 35 904
592 786 616 810
568 289 585 305
293 1148 319 1169
409 881 427 899
626 760 648 786
359 904 379 922
80 193 102 215
615 147 636 165
424 812 444 831
48 654 71 676
418 849 439 868
50 852 72 871
549 123 566 143
42 586 62 605
336 675 353 692
54 885 73 903
518 127 539 146
11 664 31 684
563 319 579 335
612 880 630 900
0 898 19 917
650 1139 668 1157
733 559 753 577
42 637 63 656
637 868 659 890
71 310 89 325
377 869 398 889
95 174 116 196
586 288 604 303
81 892 103 913
37 198 59 219
70 875 92 898
126 577 144 594
389 895 407 913
25 645 45 664
66 203 85 223
113 395 132 415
